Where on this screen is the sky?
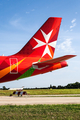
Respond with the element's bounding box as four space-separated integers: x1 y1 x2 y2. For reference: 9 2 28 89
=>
0 0 80 88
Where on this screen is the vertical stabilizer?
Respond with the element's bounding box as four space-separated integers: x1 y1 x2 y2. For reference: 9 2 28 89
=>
16 17 62 59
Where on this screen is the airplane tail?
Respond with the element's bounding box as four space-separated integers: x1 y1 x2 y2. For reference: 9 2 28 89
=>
15 17 62 60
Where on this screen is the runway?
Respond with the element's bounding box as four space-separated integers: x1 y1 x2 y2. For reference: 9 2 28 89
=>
0 96 80 105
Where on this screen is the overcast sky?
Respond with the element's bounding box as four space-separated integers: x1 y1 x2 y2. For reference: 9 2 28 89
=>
0 0 80 88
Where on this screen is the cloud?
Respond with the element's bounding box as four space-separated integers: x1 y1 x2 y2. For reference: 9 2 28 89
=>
9 18 28 31
31 9 35 11
70 23 76 29
65 30 69 32
71 18 76 23
26 12 30 14
26 9 35 14
10 18 21 27
70 29 73 31
70 18 76 30
56 38 75 54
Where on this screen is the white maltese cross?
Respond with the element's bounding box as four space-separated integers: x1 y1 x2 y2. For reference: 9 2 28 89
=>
33 29 56 58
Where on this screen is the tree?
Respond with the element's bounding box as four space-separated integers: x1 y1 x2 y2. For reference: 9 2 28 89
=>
52 86 56 89
50 84 53 89
3 86 7 90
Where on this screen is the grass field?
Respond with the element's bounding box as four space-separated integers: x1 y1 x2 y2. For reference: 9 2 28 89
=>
0 104 80 120
0 89 80 96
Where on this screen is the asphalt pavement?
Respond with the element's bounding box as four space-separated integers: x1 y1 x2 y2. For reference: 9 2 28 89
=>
0 96 80 105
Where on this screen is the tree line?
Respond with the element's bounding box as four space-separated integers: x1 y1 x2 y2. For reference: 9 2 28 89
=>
1 82 80 90
50 82 80 89
24 82 80 89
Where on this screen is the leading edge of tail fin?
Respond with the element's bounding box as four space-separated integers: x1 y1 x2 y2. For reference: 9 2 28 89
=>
16 17 62 59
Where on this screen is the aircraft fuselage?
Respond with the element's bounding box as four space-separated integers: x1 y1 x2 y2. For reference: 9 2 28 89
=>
0 55 68 83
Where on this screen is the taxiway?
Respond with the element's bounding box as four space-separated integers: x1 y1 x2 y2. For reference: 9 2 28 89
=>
0 96 80 105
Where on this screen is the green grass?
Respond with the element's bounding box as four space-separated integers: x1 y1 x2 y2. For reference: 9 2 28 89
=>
0 104 80 120
26 89 80 95
0 89 80 96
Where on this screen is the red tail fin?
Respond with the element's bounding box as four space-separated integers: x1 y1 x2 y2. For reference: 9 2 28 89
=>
16 17 62 59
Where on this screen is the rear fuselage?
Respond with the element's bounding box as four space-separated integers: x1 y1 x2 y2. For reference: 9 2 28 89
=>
0 55 68 83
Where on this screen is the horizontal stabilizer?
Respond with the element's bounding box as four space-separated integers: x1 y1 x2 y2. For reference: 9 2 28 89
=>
32 55 76 69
